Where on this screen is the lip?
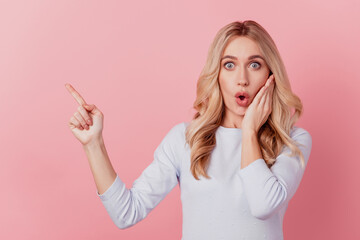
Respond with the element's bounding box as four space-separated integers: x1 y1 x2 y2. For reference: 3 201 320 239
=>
236 96 250 107
235 91 250 99
235 91 250 107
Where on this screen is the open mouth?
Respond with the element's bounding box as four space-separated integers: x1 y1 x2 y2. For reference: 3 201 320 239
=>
236 94 249 107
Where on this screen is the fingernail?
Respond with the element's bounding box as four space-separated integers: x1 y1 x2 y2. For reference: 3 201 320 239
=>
87 119 92 125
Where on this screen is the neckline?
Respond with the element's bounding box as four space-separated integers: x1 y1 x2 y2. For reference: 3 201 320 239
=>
217 125 243 133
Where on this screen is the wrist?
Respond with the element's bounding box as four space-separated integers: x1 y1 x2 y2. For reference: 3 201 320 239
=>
242 129 257 137
83 136 105 150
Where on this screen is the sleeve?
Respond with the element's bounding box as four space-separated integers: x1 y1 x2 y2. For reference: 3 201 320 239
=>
237 127 312 220
96 123 183 229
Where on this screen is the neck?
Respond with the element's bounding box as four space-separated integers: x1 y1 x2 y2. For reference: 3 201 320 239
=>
221 114 244 129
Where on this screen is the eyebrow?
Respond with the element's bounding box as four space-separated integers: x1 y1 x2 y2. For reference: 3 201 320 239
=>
221 55 265 61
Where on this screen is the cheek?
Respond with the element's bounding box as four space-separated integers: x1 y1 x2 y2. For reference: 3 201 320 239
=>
218 77 231 97
256 75 268 89
253 81 267 96
254 72 268 83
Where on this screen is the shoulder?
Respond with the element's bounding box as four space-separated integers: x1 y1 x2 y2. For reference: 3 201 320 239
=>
290 126 312 147
156 121 188 152
163 121 188 140
154 122 188 171
284 126 313 160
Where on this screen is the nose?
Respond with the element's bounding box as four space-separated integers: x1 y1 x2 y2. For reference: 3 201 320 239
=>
237 69 249 86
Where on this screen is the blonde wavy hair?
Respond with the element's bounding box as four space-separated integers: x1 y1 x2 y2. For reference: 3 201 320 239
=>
185 20 306 180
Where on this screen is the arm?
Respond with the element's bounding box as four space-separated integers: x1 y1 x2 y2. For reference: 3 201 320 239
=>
240 129 262 169
96 123 182 229
83 136 117 195
238 127 313 220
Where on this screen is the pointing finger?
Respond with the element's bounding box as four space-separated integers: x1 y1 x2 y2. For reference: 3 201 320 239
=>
65 83 87 106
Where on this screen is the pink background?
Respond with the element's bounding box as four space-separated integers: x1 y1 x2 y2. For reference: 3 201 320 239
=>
1 0 359 239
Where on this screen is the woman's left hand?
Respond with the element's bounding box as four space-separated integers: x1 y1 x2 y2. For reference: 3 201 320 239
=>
242 74 275 134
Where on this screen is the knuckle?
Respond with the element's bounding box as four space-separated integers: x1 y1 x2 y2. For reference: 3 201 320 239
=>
74 111 80 118
74 113 85 124
70 117 77 125
70 117 75 123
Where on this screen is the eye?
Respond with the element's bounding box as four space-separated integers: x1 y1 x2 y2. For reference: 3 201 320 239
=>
223 61 235 69
250 62 261 69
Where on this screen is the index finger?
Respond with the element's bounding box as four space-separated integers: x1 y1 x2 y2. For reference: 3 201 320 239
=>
65 83 87 106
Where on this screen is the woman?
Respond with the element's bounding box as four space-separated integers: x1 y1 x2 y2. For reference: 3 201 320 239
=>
65 20 312 240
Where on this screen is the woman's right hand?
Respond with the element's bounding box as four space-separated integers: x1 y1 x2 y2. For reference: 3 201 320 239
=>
65 83 104 146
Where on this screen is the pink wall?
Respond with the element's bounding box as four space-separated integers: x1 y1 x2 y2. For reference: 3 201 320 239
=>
1 0 359 239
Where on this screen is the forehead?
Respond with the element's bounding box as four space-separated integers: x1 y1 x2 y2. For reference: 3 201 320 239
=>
222 36 261 58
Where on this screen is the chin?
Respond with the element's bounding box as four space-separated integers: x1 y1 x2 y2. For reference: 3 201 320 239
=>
235 107 246 115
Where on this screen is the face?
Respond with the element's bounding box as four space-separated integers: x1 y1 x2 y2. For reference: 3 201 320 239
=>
218 36 271 124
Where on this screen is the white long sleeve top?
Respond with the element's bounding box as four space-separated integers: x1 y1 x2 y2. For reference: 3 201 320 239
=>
96 121 312 240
